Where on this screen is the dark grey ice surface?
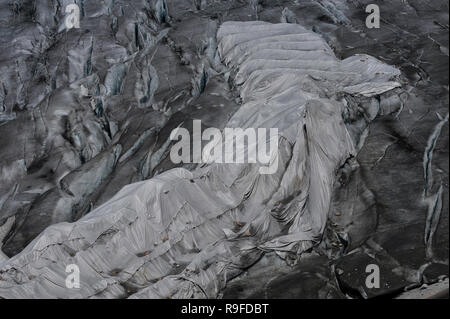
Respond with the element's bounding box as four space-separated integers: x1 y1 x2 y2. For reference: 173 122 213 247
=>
0 0 448 298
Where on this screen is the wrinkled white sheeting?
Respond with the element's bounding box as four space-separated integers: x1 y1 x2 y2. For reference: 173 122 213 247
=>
343 82 402 97
0 22 400 299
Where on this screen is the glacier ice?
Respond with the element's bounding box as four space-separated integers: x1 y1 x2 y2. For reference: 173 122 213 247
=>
0 21 403 299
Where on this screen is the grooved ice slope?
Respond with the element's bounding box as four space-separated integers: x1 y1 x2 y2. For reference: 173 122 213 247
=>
0 22 400 299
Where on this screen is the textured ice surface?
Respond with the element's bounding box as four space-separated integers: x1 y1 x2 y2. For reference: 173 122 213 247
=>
0 20 402 299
